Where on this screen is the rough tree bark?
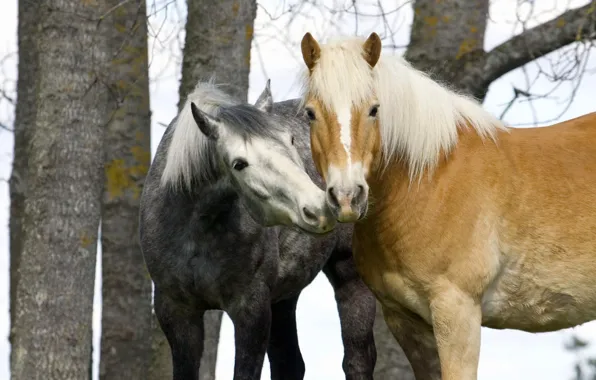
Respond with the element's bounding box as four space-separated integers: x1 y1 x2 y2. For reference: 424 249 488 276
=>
9 0 41 344
149 1 258 379
177 0 257 105
99 1 153 379
9 0 112 378
372 301 415 380
405 0 490 98
373 1 596 378
405 0 596 100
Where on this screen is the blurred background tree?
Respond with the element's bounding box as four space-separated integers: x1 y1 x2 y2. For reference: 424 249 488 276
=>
100 1 153 379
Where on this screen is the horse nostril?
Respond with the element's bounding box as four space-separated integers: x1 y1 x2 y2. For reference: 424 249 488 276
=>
352 185 366 206
327 187 339 208
302 206 318 222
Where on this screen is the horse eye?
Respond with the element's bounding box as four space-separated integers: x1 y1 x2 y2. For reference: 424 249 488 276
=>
232 159 249 171
291 136 295 145
305 108 316 121
369 105 379 117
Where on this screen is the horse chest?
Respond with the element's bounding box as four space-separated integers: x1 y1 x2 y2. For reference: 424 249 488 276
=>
271 230 330 299
352 227 432 322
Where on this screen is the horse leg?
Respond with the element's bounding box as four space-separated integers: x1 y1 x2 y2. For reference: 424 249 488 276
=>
428 285 482 380
381 303 441 380
267 295 305 380
228 284 272 380
324 248 377 380
153 287 205 380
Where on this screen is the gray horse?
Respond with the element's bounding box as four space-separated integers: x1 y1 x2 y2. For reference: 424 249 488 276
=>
139 80 376 380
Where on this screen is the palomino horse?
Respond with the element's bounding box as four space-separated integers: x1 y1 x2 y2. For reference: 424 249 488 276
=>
140 80 376 380
298 32 596 380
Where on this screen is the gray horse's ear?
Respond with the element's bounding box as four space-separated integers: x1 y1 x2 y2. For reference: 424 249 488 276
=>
254 79 273 113
191 102 221 140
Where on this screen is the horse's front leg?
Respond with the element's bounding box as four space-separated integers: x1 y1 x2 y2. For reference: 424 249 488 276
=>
267 295 305 380
324 247 376 380
381 303 441 380
429 284 482 380
153 287 205 380
228 283 272 380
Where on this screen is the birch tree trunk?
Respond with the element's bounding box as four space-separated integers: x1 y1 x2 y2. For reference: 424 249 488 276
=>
10 0 111 378
100 1 153 379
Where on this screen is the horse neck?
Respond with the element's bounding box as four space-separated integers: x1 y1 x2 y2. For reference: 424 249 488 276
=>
193 176 238 214
365 129 492 222
367 159 411 217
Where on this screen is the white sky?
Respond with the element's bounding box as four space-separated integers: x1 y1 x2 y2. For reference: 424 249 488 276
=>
1 1 596 379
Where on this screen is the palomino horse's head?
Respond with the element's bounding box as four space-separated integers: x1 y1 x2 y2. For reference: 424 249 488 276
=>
300 32 383 222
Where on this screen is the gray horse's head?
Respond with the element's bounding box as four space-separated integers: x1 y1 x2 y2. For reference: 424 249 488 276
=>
163 80 336 234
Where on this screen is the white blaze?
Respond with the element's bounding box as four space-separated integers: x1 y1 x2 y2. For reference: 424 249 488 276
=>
337 106 352 168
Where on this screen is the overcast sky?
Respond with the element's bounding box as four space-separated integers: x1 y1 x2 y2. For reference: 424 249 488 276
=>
1 1 596 379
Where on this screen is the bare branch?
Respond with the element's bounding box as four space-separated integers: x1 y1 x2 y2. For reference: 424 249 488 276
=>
498 86 534 120
97 0 133 23
483 1 596 85
0 121 12 131
0 87 15 105
383 44 409 50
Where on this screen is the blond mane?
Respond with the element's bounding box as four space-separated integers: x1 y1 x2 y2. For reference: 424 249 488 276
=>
300 36 508 179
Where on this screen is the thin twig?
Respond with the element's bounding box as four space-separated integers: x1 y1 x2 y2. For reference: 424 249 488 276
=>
98 0 134 23
0 121 13 132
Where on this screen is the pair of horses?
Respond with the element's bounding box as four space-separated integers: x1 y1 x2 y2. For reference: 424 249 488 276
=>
141 32 596 380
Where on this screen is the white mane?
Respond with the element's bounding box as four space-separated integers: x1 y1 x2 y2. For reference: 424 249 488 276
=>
161 81 238 189
301 36 508 179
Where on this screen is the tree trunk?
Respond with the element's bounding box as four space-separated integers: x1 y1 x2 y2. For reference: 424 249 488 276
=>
150 1 257 379
406 0 490 98
99 1 153 379
9 0 41 346
178 0 256 106
149 311 173 377
372 302 415 380
9 0 111 379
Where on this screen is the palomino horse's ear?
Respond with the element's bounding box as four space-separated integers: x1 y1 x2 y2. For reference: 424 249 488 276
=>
362 32 382 68
254 79 273 113
191 102 221 140
301 32 321 73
